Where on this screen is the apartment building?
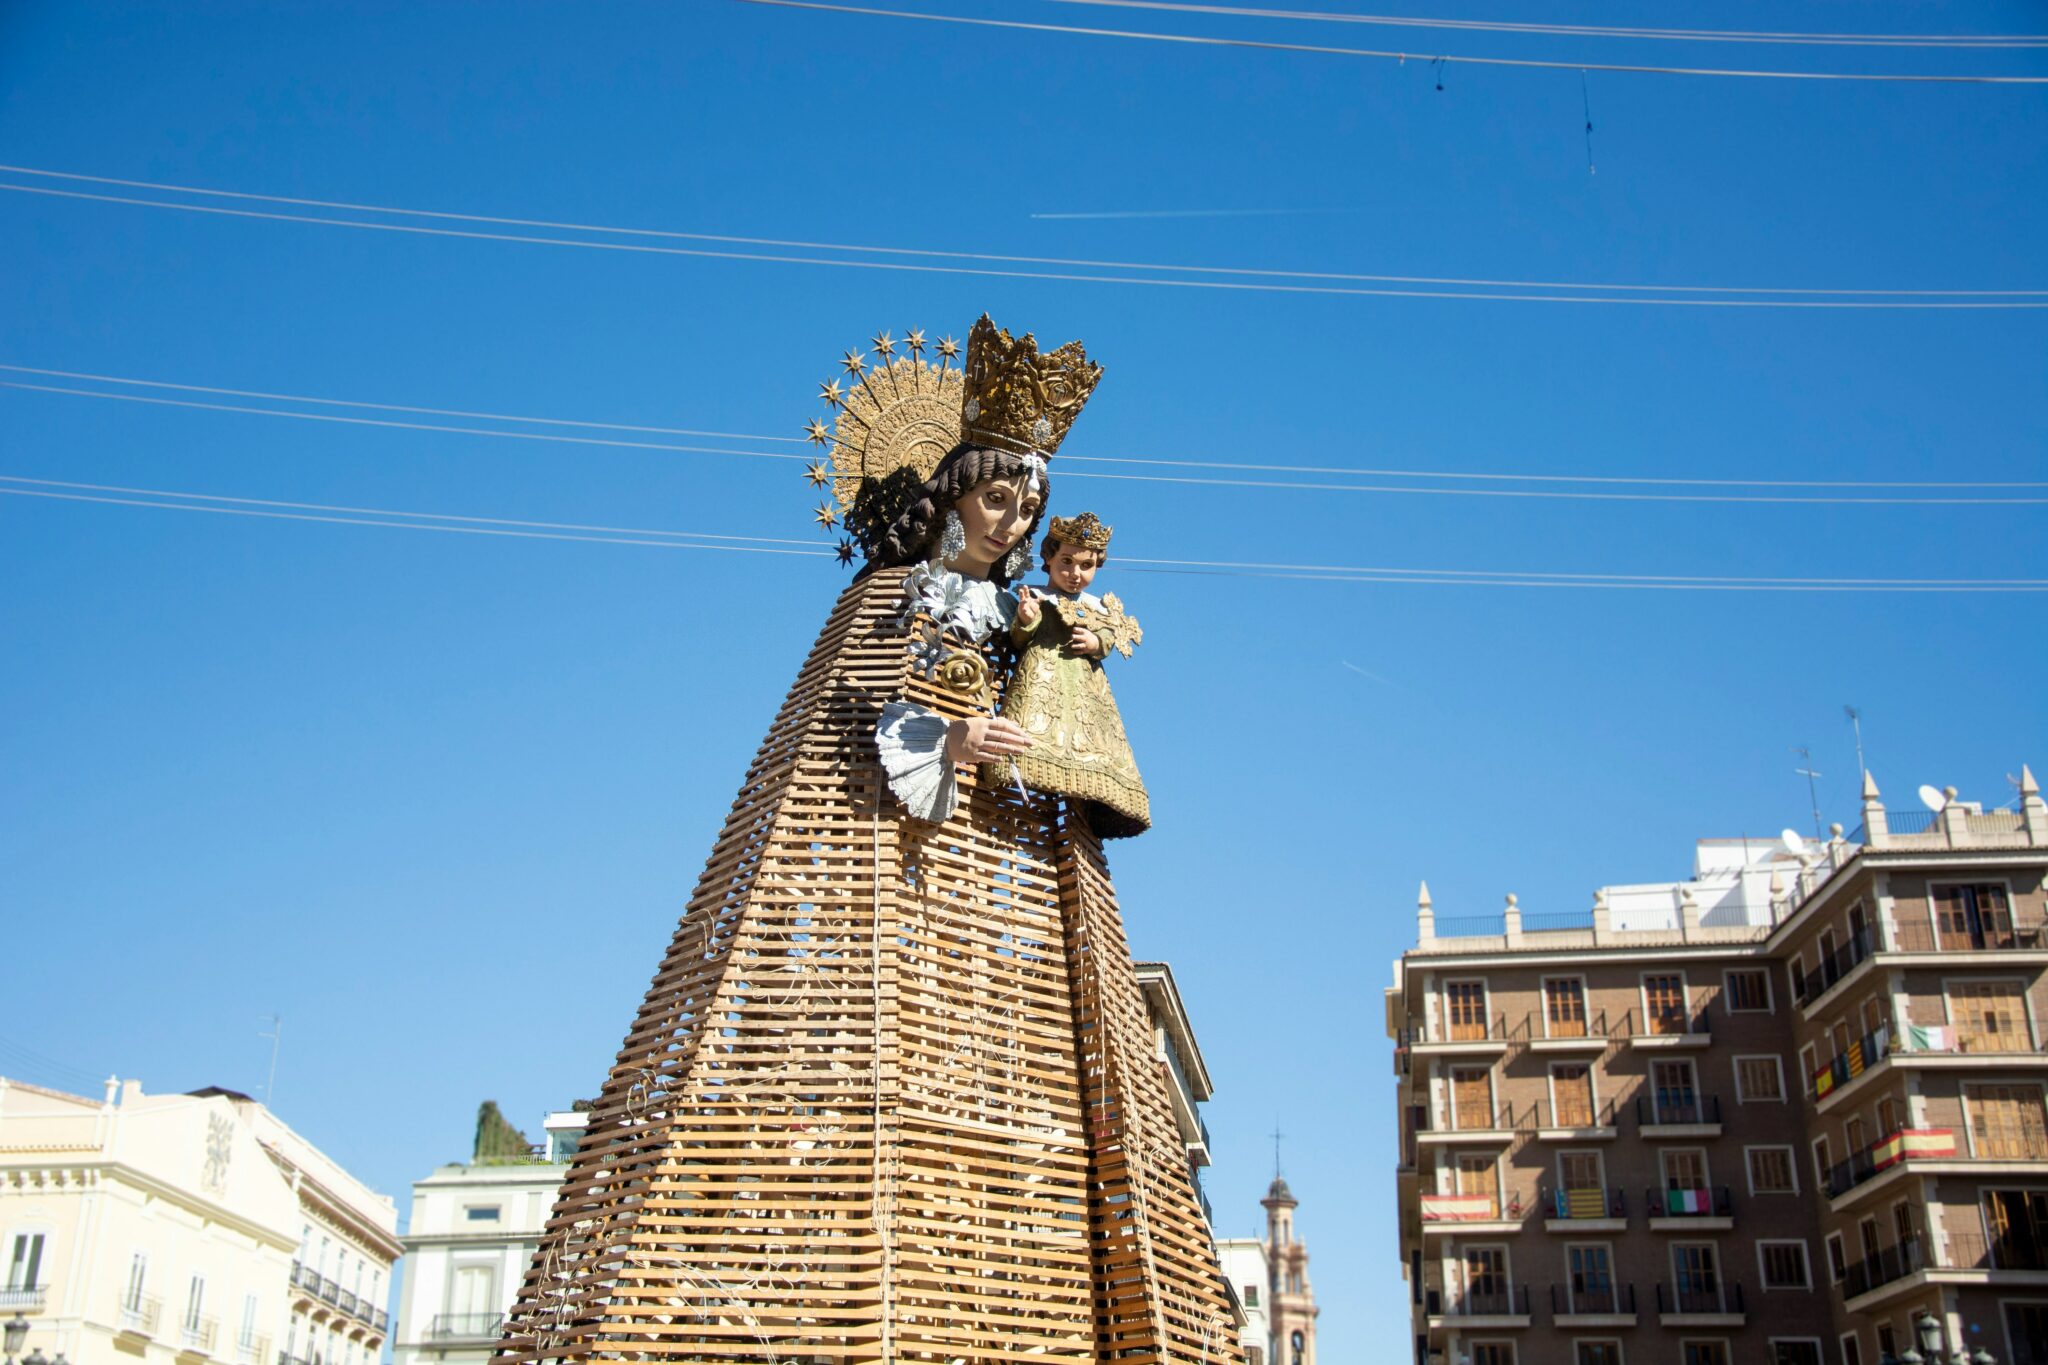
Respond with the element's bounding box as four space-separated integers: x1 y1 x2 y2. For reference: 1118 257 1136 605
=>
1388 769 2048 1365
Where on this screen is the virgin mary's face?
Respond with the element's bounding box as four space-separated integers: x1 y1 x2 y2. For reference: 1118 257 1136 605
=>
946 473 1042 577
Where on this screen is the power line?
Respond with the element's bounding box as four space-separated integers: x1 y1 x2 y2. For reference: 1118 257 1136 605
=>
6 473 2047 592
10 376 2048 508
1042 1 2048 50
4 165 2043 302
7 180 2048 313
10 364 2044 489
726 0 2048 83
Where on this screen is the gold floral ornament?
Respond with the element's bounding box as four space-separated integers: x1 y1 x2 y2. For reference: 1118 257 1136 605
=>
934 649 988 697
1074 592 1143 659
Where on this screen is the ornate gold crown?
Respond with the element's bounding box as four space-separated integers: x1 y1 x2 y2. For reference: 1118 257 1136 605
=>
960 314 1103 458
1046 512 1112 552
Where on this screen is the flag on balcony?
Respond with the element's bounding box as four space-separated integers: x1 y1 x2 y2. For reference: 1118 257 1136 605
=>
1907 1024 1951 1052
1560 1187 1607 1219
1844 1040 1867 1078
1813 1063 1836 1097
1421 1193 1499 1222
1664 1187 1709 1215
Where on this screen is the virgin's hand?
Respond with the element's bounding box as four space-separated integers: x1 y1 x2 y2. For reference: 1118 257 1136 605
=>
946 716 1033 763
1069 627 1103 657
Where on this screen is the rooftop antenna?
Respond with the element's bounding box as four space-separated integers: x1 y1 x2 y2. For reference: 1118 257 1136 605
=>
259 1015 283 1107
1918 784 1949 813
1844 705 1867 780
1272 1121 1286 1180
1793 746 1825 843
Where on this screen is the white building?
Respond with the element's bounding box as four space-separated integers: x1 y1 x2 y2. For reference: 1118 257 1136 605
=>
1133 961 1217 1221
1216 1236 1272 1365
392 1110 587 1365
0 1077 399 1365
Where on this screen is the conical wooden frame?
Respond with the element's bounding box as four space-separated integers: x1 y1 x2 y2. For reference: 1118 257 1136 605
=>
496 568 1240 1364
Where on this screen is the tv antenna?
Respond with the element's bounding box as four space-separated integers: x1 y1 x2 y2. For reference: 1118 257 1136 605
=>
1272 1121 1286 1180
1792 747 1825 843
1843 705 1867 780
259 1015 283 1106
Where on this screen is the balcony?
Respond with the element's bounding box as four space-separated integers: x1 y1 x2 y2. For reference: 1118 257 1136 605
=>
1654 1279 1745 1327
1405 1015 1516 1056
337 1289 357 1317
1542 1184 1625 1232
1795 927 1875 1012
1419 1102 1520 1146
1419 1192 1524 1234
1810 1024 1892 1104
1825 1128 1962 1200
1548 1280 1637 1326
318 1277 340 1308
427 1313 507 1341
1619 1006 1711 1050
236 1334 271 1365
1646 1185 1734 1231
1843 1236 1928 1301
119 1294 163 1338
0 1286 47 1312
1534 1097 1620 1140
181 1314 220 1353
1635 1093 1722 1138
1889 908 2048 954
1426 1285 1531 1329
290 1262 322 1296
1519 1009 1613 1054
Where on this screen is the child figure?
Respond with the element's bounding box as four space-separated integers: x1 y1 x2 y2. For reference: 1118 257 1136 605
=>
987 512 1150 838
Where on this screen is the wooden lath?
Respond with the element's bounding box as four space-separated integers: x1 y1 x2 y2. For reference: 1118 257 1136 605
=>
495 569 1242 1364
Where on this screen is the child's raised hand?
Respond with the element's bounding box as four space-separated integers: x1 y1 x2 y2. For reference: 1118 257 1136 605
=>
1015 586 1042 629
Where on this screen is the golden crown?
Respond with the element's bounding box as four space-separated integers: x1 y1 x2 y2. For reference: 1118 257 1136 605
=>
960 314 1103 458
1046 512 1112 552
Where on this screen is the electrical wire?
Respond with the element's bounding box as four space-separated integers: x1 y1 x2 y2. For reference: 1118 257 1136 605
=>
5 474 2046 592
1041 1 2048 50
725 0 2048 83
9 377 2047 508
4 165 2043 302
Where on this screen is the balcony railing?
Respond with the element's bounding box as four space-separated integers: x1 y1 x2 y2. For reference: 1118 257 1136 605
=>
1450 1102 1521 1133
0 1286 47 1311
1811 1024 1892 1100
237 1333 272 1365
290 1262 322 1295
372 1306 389 1334
1420 1192 1509 1223
1824 1128 1961 1198
1517 1009 1611 1043
1537 1096 1620 1130
1655 1279 1744 1316
1435 1285 1529 1318
120 1294 163 1336
181 1315 220 1352
337 1289 357 1316
1635 1093 1721 1128
1549 1280 1635 1317
1796 927 1874 1007
1889 910 2048 953
1543 1185 1624 1221
428 1312 507 1340
1843 1236 1926 1297
1617 1006 1711 1040
317 1276 340 1307
1647 1185 1733 1219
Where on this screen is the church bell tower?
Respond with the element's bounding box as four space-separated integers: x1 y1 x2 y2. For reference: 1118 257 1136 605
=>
1262 1176 1320 1365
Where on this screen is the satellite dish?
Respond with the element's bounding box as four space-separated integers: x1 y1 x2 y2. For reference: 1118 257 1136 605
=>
1779 829 1808 858
1918 784 1948 813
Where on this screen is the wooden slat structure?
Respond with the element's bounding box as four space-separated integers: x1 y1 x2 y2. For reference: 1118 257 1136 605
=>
496 568 1240 1364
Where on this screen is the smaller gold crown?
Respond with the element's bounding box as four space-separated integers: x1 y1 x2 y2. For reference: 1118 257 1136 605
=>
1046 512 1112 552
960 314 1104 458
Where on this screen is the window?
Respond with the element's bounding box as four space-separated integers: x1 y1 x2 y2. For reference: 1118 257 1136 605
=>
1451 1066 1495 1131
1965 1083 2048 1158
124 1253 148 1310
1934 883 2016 950
1567 1244 1616 1314
450 1264 495 1318
1550 1063 1596 1128
1682 1343 1729 1365
1769 1343 1823 1365
1876 1323 1897 1358
1861 995 1886 1038
5 1234 45 1291
184 1274 207 1332
1876 1094 1905 1136
1758 1241 1811 1290
1671 1244 1720 1313
1950 979 2032 1052
1650 1059 1700 1124
1825 1233 1847 1283
1735 1056 1785 1103
1461 1246 1509 1314
1840 1333 1863 1365
2005 1304 2048 1365
1643 974 1688 1034
1545 978 1589 1037
239 1295 259 1349
1242 1283 1257 1308
1246 1350 1263 1365
1983 1189 2048 1268
1746 1147 1796 1195
1558 1151 1604 1197
1725 968 1771 1012
1811 1136 1832 1190
1892 1199 1922 1249
1469 1344 1514 1365
464 1205 503 1222
1444 980 1489 1040
1455 1153 1498 1216
1575 1345 1622 1365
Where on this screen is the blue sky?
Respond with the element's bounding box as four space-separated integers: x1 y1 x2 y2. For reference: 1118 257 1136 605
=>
3 2 2044 1355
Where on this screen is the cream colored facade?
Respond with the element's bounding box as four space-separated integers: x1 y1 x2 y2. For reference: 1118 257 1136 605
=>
0 1078 398 1365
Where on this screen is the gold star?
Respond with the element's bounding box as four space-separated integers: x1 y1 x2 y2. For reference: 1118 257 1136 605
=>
905 327 926 356
841 350 866 376
805 418 830 445
813 502 839 529
805 460 831 488
836 537 857 566
871 330 897 358
936 335 960 360
818 379 844 408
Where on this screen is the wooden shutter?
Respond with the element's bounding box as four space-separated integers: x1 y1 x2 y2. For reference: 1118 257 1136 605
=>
1545 979 1588 1037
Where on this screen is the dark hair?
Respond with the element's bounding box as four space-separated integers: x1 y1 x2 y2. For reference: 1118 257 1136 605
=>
872 442 1051 585
1040 533 1108 574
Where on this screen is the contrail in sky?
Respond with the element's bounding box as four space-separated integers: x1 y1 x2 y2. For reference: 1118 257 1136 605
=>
1341 659 1396 686
1029 207 1353 220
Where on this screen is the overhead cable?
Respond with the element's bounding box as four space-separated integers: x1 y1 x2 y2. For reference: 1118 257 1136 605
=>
9 364 2042 489
725 0 2048 83
4 173 2045 310
7 474 2045 592
1043 1 2048 50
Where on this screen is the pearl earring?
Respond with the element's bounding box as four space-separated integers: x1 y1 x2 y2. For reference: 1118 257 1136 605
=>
938 509 967 563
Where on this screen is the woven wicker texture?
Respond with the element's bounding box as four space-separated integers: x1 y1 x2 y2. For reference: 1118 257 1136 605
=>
494 568 1239 1364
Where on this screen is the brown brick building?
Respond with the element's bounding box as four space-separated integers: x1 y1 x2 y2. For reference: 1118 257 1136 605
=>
1387 770 2048 1365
